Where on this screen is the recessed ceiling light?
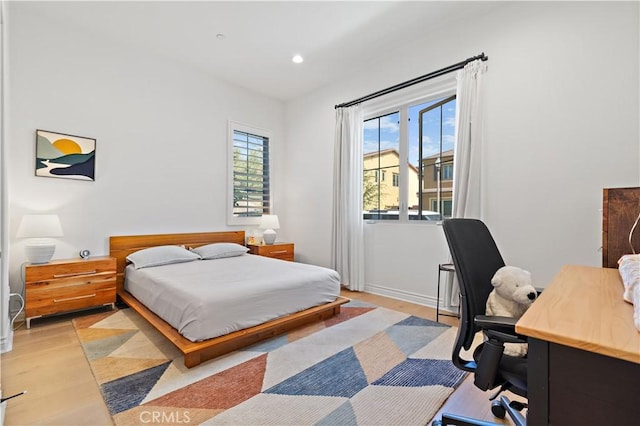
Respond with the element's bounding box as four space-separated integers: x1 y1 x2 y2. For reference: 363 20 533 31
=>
216 33 225 40
292 54 304 64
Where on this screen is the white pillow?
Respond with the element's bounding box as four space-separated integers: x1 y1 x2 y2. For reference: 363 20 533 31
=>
126 245 201 270
190 243 249 260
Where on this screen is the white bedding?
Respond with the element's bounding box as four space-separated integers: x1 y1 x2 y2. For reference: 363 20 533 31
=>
124 254 341 341
617 254 640 332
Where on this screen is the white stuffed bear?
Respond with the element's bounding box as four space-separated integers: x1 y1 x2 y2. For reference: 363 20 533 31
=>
486 265 538 357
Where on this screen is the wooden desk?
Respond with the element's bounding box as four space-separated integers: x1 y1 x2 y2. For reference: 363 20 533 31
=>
516 265 640 425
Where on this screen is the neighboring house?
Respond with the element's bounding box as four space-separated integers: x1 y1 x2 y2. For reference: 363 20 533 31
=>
363 148 419 211
421 149 454 217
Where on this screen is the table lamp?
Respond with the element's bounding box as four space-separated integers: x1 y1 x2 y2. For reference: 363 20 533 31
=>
16 214 64 264
259 214 280 245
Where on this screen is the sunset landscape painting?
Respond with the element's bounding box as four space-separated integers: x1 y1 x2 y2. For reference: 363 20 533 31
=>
35 130 96 181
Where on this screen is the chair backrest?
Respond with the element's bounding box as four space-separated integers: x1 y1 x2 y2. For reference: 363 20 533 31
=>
442 219 506 369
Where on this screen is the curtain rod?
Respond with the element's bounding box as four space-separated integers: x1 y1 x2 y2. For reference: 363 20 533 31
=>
334 52 488 109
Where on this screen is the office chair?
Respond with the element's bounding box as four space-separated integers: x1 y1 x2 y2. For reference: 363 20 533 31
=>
432 219 529 426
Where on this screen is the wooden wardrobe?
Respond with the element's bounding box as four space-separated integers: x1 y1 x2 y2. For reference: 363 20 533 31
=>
602 187 640 268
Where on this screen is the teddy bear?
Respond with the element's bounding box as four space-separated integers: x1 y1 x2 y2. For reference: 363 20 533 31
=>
486 265 538 357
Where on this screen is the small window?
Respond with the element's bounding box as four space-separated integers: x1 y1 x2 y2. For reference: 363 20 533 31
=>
392 172 399 187
228 121 271 225
431 199 453 217
441 163 454 180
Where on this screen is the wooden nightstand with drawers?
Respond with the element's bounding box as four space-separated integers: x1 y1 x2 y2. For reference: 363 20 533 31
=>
247 242 294 261
24 256 117 328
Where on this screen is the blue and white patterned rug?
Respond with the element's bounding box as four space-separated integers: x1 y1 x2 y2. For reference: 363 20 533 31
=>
74 300 466 425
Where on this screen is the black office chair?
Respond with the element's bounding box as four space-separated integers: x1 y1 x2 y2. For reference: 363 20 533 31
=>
432 219 528 426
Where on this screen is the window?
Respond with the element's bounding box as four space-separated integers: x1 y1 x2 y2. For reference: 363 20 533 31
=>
430 199 453 217
363 112 400 220
415 95 456 220
442 163 454 180
363 93 456 222
433 163 453 180
228 121 271 225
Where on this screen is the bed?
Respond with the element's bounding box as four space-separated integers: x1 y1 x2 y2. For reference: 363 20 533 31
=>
109 231 349 367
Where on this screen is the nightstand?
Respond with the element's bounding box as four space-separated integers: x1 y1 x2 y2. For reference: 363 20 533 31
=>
24 256 117 328
247 242 294 261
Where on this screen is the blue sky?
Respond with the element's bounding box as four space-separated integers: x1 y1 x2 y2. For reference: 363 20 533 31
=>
363 97 456 167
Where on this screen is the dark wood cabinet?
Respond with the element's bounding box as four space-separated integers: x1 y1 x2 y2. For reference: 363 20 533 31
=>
602 187 640 268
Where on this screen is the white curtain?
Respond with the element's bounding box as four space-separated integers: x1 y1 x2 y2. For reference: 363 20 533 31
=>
331 105 365 291
448 59 488 306
0 0 11 354
452 59 488 219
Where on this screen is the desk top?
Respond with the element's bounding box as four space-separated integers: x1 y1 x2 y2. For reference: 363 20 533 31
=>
516 264 640 364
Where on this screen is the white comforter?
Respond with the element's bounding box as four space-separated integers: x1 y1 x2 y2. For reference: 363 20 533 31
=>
617 254 640 332
125 254 341 341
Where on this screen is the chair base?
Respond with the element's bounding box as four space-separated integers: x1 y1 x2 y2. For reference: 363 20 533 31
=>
432 396 526 426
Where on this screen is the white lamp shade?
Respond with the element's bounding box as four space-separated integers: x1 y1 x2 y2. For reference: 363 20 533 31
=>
17 215 64 264
259 214 280 230
17 214 64 238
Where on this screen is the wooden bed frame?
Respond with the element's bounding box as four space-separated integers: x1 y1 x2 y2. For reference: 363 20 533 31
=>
109 231 349 368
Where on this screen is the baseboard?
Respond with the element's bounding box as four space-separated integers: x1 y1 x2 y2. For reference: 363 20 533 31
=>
363 283 439 308
362 283 461 316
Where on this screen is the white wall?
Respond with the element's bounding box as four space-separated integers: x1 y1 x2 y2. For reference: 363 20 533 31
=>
5 1 639 312
6 4 285 295
284 1 639 305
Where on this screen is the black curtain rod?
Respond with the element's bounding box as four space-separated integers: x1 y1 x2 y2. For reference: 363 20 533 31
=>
334 52 488 109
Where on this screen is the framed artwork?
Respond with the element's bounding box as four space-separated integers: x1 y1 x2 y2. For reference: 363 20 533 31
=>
35 129 96 181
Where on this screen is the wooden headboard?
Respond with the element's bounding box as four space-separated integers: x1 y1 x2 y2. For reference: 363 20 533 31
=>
603 187 640 268
109 231 245 294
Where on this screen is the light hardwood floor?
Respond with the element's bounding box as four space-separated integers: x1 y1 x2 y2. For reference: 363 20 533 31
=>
1 290 521 425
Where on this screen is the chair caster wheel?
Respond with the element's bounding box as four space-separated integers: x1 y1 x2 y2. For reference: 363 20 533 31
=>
431 420 443 426
491 399 506 419
509 400 527 411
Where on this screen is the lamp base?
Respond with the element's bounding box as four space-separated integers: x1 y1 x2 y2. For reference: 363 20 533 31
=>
263 229 276 245
25 239 56 264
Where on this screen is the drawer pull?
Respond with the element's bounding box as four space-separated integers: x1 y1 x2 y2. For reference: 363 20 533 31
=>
54 294 96 303
270 250 288 254
53 270 97 278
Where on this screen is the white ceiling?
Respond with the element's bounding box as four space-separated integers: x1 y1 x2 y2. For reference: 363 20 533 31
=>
23 1 501 101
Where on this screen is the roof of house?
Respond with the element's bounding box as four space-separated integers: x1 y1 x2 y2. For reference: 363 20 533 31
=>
423 148 454 160
364 148 419 173
364 148 398 158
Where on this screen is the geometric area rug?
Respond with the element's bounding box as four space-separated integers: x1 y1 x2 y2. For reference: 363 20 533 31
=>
73 300 466 425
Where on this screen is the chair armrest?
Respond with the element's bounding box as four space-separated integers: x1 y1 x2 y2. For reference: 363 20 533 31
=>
475 315 528 344
475 315 518 331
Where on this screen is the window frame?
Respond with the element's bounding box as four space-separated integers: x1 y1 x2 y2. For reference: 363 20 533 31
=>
227 121 273 226
362 80 456 224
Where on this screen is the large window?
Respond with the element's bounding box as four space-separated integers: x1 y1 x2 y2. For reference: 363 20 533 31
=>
228 122 271 225
363 94 456 222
